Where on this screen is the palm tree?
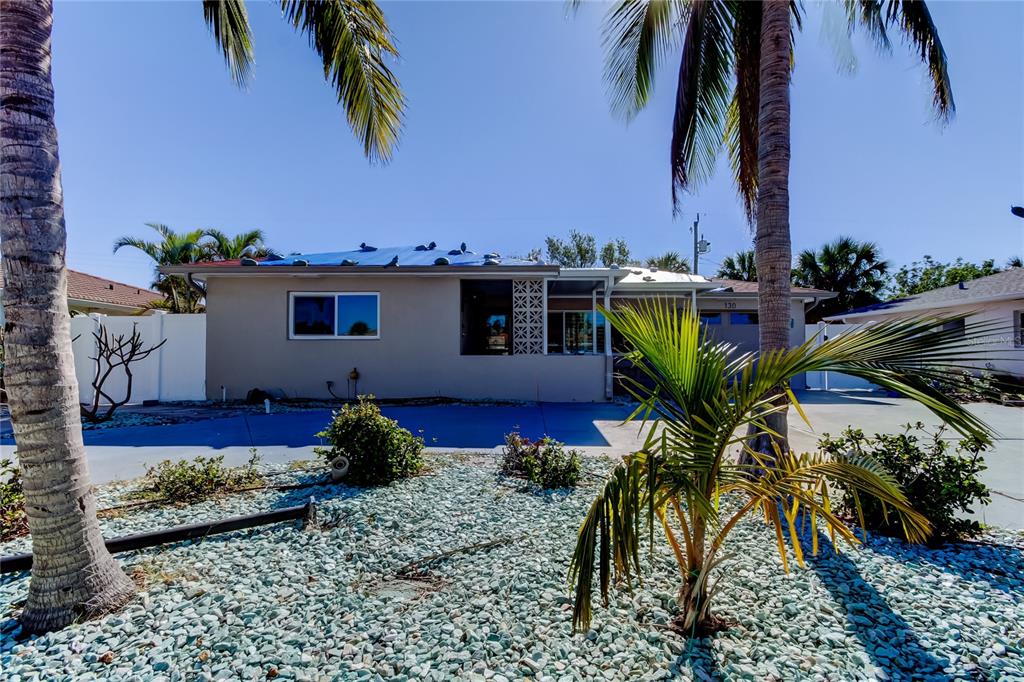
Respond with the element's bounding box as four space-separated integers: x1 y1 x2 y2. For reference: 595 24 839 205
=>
1 0 405 633
645 251 691 273
114 223 207 313
716 249 757 281
792 236 890 322
570 301 994 636
590 0 953 448
201 228 268 260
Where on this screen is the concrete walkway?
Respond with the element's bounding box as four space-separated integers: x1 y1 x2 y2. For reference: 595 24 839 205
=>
1 392 1019 529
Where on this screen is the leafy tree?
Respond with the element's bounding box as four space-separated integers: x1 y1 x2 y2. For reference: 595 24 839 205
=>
1 0 405 632
645 251 691 273
586 0 954 453
890 256 1001 298
202 228 268 260
570 301 993 636
792 237 890 321
114 223 208 313
1007 256 1023 268
600 238 631 267
716 249 757 281
545 230 598 267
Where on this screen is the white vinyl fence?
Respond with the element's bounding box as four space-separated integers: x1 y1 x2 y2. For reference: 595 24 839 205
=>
804 322 876 391
71 313 205 404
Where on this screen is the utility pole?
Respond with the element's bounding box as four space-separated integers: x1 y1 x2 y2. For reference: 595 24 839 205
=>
691 213 711 274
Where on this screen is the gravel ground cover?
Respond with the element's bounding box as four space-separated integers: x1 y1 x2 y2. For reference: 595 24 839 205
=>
2 454 1022 681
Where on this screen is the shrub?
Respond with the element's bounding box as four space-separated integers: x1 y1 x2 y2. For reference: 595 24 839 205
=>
819 423 990 545
314 396 423 486
1 458 27 541
929 368 1024 405
140 452 263 502
501 431 582 489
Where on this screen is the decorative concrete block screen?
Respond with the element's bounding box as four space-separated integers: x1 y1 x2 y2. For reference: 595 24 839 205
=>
512 279 544 355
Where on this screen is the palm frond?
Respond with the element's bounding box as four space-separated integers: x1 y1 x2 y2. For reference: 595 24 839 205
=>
570 301 1002 633
670 0 735 213
281 0 405 163
724 0 761 223
849 0 954 120
602 0 681 120
203 0 255 86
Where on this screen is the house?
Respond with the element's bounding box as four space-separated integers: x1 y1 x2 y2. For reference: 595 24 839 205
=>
825 267 1024 377
0 264 162 317
161 243 834 402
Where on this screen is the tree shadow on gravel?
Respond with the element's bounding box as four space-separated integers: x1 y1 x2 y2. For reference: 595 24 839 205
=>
806 534 952 681
672 637 722 681
861 534 1024 597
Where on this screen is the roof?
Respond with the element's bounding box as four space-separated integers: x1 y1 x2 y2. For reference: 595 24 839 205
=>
179 243 538 270
825 267 1024 321
612 267 717 292
702 278 835 297
0 264 162 310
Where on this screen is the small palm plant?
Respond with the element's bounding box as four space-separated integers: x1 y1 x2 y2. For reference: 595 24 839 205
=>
569 300 996 636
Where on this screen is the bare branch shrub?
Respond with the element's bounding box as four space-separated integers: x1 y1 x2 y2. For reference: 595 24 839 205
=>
81 324 166 423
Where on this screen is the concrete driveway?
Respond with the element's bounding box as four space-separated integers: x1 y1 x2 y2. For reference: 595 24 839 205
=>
1 391 1020 529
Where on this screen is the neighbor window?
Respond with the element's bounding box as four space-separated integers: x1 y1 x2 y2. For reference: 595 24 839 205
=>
730 312 758 325
699 312 722 325
1015 310 1024 348
289 292 379 339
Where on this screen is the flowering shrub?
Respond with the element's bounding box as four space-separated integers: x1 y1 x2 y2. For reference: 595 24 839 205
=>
501 431 581 489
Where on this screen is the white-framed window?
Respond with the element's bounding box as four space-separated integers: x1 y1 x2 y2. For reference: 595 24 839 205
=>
1014 310 1024 348
288 292 380 339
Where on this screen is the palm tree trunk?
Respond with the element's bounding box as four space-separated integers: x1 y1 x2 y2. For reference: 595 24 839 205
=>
748 0 793 455
0 0 134 632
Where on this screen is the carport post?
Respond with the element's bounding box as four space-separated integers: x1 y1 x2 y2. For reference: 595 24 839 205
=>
604 276 613 398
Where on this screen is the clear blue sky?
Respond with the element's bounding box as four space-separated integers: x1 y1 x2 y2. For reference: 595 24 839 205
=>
51 1 1023 289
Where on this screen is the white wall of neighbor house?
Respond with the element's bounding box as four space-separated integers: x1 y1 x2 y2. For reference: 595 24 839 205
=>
70 313 206 404
204 275 607 402
833 300 1024 377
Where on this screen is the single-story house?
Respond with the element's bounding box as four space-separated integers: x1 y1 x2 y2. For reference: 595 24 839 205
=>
161 243 834 402
0 264 162 317
825 267 1024 377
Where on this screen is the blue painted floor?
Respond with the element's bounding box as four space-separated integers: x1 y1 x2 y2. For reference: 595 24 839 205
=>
1 403 631 450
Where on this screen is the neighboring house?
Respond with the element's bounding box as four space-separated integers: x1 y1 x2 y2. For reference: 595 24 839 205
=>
0 264 162 316
161 243 834 402
826 267 1024 377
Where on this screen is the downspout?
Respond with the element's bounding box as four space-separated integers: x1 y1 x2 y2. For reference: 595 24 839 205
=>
604 275 613 399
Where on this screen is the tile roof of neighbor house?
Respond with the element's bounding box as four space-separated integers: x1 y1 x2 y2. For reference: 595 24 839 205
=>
186 243 537 269
0 264 162 310
706 278 835 297
826 267 1024 320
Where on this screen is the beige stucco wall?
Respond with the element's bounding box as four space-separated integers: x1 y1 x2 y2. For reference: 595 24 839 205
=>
205 275 607 402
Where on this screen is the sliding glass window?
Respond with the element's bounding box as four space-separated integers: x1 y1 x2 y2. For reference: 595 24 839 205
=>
547 311 605 354
289 292 380 339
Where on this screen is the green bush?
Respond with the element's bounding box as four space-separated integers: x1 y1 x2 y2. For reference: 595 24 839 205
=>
501 431 582 489
141 452 263 502
1 458 27 541
819 423 990 545
314 396 424 486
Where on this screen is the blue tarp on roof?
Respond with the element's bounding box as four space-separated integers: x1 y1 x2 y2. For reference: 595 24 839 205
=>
258 243 536 268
